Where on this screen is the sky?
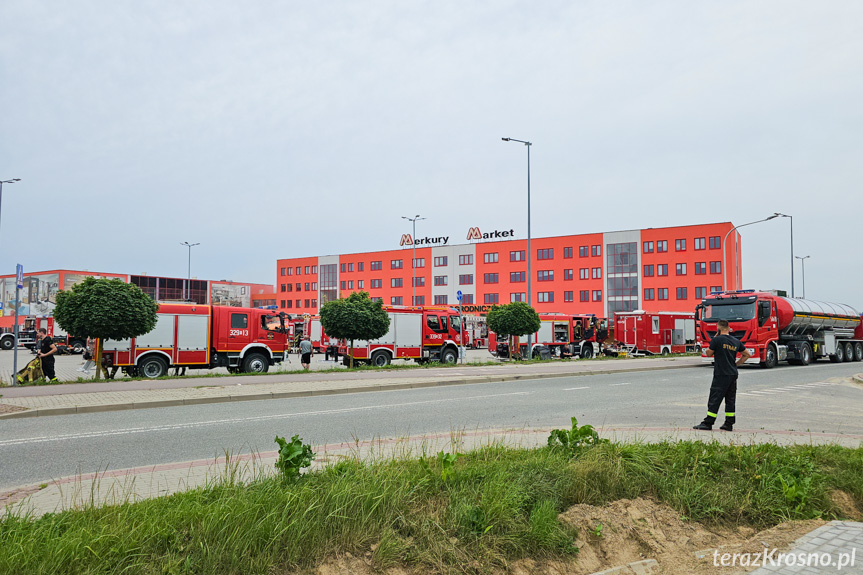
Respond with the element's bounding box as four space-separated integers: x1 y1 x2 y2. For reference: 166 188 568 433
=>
1 1 861 307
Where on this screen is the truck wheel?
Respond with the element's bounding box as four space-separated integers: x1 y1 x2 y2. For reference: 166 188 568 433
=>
440 348 457 364
831 343 845 363
799 343 812 366
761 343 778 369
139 356 168 379
0 337 12 351
242 352 269 373
854 342 863 362
70 339 86 354
370 350 391 367
580 345 594 359
843 342 855 363
661 347 670 356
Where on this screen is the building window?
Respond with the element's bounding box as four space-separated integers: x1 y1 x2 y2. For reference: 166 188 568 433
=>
510 271 525 283
358 262 364 272
710 261 722 274
462 294 474 304
710 285 722 294
341 263 347 272
592 290 602 302
370 279 382 289
484 273 499 284
694 237 706 250
371 261 382 271
564 247 573 259
695 287 707 299
340 281 346 290
564 269 573 280
592 267 601 279
643 265 654 277
413 295 425 305
538 291 554 303
644 288 654 301
286 268 293 276
392 278 403 288
483 252 498 264
413 258 425 268
564 291 573 302
643 241 653 254
358 280 364 289
434 276 447 286
676 287 688 300
372 297 383 303
537 270 553 282
675 239 686 251
280 283 286 292
537 248 553 260
658 288 669 300
280 267 286 276
304 299 310 307
484 293 499 304
510 250 525 262
305 266 310 274
709 236 721 249
591 245 601 257
305 282 311 291
459 274 473 285
676 263 687 276
413 277 425 287
391 296 403 305
296 283 301 291
312 282 318 290
295 267 301 275
579 268 589 280
579 246 589 257
459 254 473 265
434 256 448 267
434 295 448 305
295 299 301 307
510 293 525 302
657 240 668 253
658 264 668 276
695 262 706 275
311 299 317 307
346 281 352 289
579 290 589 302
284 300 292 308
391 259 403 270
312 266 317 274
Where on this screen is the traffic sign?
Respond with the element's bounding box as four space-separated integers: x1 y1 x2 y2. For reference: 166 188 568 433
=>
16 264 23 289
456 290 463 301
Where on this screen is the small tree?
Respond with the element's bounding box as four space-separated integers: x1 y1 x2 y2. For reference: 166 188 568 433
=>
54 278 159 379
486 301 540 360
320 291 390 368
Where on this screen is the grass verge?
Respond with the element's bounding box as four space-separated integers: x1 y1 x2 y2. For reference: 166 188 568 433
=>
2 438 861 574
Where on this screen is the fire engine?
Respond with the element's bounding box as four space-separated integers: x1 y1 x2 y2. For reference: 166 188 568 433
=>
488 314 609 359
290 315 342 352
463 315 488 349
614 311 696 356
100 304 289 378
0 316 87 354
338 306 465 366
695 290 863 367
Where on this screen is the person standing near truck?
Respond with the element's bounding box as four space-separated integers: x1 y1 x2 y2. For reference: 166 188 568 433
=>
36 328 59 382
299 336 313 371
693 319 751 432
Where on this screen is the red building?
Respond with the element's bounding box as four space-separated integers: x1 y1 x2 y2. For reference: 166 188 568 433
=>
275 222 742 320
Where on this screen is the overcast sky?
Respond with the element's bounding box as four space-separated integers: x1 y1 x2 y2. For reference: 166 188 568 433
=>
2 2 861 307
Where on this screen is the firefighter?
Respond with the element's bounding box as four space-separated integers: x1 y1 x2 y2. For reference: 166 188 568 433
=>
36 328 58 382
694 319 751 431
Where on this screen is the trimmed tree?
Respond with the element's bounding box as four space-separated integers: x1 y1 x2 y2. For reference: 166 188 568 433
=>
319 291 390 368
54 277 159 380
486 301 541 360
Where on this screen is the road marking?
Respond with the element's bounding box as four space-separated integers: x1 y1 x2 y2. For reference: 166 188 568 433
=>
563 386 590 391
610 382 631 387
0 391 531 448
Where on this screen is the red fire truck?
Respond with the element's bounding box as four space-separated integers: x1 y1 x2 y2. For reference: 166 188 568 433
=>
0 316 87 354
338 306 465 366
614 311 696 356
488 314 609 359
695 290 863 367
101 303 289 378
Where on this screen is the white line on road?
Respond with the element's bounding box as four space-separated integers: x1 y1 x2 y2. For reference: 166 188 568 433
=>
609 383 631 387
563 386 590 391
0 391 531 448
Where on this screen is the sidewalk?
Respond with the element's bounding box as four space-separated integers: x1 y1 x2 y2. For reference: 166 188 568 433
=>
0 355 703 418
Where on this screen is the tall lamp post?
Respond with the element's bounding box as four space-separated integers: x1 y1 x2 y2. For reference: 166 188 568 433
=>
502 137 533 354
773 213 794 297
2 178 22 385
401 215 424 305
0 178 22 241
795 255 810 299
180 242 200 301
722 214 780 292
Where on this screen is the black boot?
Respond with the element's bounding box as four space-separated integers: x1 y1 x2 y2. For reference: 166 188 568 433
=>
693 422 713 431
719 421 733 431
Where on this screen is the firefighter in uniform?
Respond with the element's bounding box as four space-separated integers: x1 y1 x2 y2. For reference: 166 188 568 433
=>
694 319 751 431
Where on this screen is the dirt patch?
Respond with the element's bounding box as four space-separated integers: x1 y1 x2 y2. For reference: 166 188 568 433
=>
0 403 28 415
830 489 862 520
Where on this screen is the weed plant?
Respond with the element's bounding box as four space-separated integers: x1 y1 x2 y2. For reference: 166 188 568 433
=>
2 440 860 574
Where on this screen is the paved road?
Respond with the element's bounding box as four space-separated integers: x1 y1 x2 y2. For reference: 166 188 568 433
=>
1 361 860 490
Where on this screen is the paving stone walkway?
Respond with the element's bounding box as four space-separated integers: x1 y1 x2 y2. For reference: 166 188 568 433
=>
749 521 862 574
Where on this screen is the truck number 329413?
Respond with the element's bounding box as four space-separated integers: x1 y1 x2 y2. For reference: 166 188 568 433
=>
230 329 249 337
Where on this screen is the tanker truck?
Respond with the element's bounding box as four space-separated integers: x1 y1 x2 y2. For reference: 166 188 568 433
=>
695 290 863 368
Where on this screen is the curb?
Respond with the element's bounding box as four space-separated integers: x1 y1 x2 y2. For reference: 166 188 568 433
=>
0 362 700 419
853 373 863 385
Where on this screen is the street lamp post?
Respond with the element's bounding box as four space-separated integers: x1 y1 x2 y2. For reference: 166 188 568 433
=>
502 137 532 355
722 215 780 292
773 213 794 297
1 178 22 385
180 242 200 301
0 178 22 244
401 215 424 305
795 255 810 299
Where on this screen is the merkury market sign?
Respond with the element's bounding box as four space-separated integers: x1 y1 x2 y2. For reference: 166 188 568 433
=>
399 227 515 247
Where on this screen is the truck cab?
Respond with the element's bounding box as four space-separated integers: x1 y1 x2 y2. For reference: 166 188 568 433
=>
211 307 289 373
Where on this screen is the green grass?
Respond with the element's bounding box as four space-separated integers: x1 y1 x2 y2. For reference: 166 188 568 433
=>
2 440 861 574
